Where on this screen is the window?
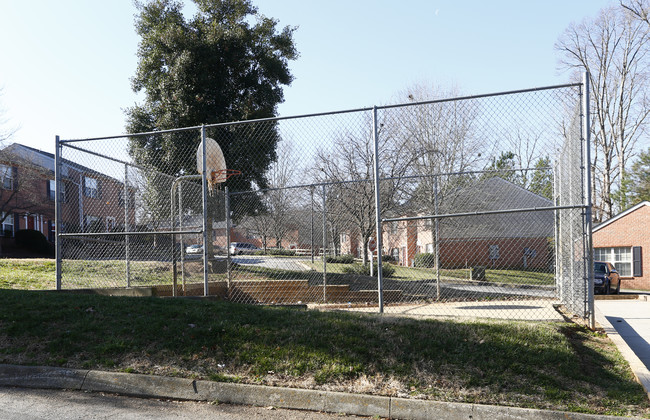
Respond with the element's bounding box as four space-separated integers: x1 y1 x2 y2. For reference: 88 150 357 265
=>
424 218 433 228
594 247 632 277
1 212 13 237
106 217 116 232
84 176 98 198
390 221 398 234
489 245 500 260
0 165 14 190
47 180 66 201
425 243 434 253
84 215 101 232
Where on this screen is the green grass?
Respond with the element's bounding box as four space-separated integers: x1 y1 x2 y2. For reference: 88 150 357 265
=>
0 259 55 289
0 288 647 417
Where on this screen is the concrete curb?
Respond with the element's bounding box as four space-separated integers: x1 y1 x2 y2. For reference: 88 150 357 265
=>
0 364 635 419
595 303 650 400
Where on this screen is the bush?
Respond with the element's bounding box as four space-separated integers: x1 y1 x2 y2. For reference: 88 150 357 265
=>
381 254 397 263
256 248 296 256
341 262 395 277
414 253 436 268
325 254 355 264
15 229 54 256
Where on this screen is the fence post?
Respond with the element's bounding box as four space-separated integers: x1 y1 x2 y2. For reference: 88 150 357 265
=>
322 184 327 303
201 126 209 296
310 187 314 264
55 135 62 290
179 183 186 294
434 175 440 300
124 163 130 288
225 186 232 293
582 72 595 329
372 106 384 314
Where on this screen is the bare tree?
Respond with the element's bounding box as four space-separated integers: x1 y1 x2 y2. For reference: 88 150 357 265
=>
241 140 299 250
266 140 299 249
621 0 650 24
314 116 415 265
556 5 650 219
393 84 485 206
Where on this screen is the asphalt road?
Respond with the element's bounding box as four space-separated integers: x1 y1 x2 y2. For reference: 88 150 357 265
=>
0 387 366 420
231 255 312 271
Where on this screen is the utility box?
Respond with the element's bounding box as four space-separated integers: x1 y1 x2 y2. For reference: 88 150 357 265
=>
471 266 486 281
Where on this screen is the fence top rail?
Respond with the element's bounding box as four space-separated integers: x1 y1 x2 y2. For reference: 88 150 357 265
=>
382 204 586 223
57 82 581 144
228 166 553 196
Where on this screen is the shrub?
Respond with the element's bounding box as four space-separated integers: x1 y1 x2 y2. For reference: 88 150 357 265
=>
414 253 436 268
15 229 54 256
341 262 395 277
325 254 355 264
256 248 296 256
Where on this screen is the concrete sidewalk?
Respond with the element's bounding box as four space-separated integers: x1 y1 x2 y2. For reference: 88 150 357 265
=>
595 292 650 399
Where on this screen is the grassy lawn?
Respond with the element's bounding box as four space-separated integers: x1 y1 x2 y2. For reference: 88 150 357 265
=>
0 259 55 289
0 288 647 417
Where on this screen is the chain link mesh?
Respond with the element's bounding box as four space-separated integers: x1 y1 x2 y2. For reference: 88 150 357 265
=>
57 83 590 321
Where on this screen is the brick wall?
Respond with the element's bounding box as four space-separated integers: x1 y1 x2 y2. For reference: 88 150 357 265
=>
593 203 650 290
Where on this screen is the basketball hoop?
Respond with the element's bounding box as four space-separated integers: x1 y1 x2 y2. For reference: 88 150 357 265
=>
196 138 241 192
211 168 242 184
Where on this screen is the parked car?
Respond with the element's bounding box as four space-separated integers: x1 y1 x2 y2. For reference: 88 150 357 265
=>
230 242 259 255
185 244 203 254
594 261 621 295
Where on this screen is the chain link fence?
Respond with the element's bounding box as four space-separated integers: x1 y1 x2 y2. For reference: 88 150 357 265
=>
56 80 593 324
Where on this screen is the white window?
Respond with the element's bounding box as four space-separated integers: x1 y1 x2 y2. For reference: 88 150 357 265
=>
594 247 632 276
0 165 14 190
84 176 98 198
48 180 66 201
1 212 13 237
426 243 434 253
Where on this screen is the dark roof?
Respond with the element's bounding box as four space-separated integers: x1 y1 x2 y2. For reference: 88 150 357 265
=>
393 177 554 239
1 142 114 180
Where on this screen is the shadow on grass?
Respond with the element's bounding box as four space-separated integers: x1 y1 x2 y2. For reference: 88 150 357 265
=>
0 289 647 415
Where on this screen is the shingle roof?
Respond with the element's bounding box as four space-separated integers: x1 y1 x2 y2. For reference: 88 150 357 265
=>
411 177 554 239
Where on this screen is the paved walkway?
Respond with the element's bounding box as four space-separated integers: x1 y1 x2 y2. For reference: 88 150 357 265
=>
595 291 650 398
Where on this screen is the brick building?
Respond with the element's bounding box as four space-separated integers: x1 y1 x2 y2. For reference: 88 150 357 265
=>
592 201 648 290
0 143 135 251
343 177 554 270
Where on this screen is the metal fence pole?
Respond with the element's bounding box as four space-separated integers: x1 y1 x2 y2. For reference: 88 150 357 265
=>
225 186 232 293
201 126 209 296
322 184 327 303
434 175 440 300
55 136 62 290
372 106 384 314
582 72 595 329
179 183 186 294
310 187 314 264
124 163 130 288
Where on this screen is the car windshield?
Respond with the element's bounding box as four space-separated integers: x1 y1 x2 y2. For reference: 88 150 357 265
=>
594 263 607 274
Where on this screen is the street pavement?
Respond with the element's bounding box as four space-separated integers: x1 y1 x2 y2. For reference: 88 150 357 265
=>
0 387 365 420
